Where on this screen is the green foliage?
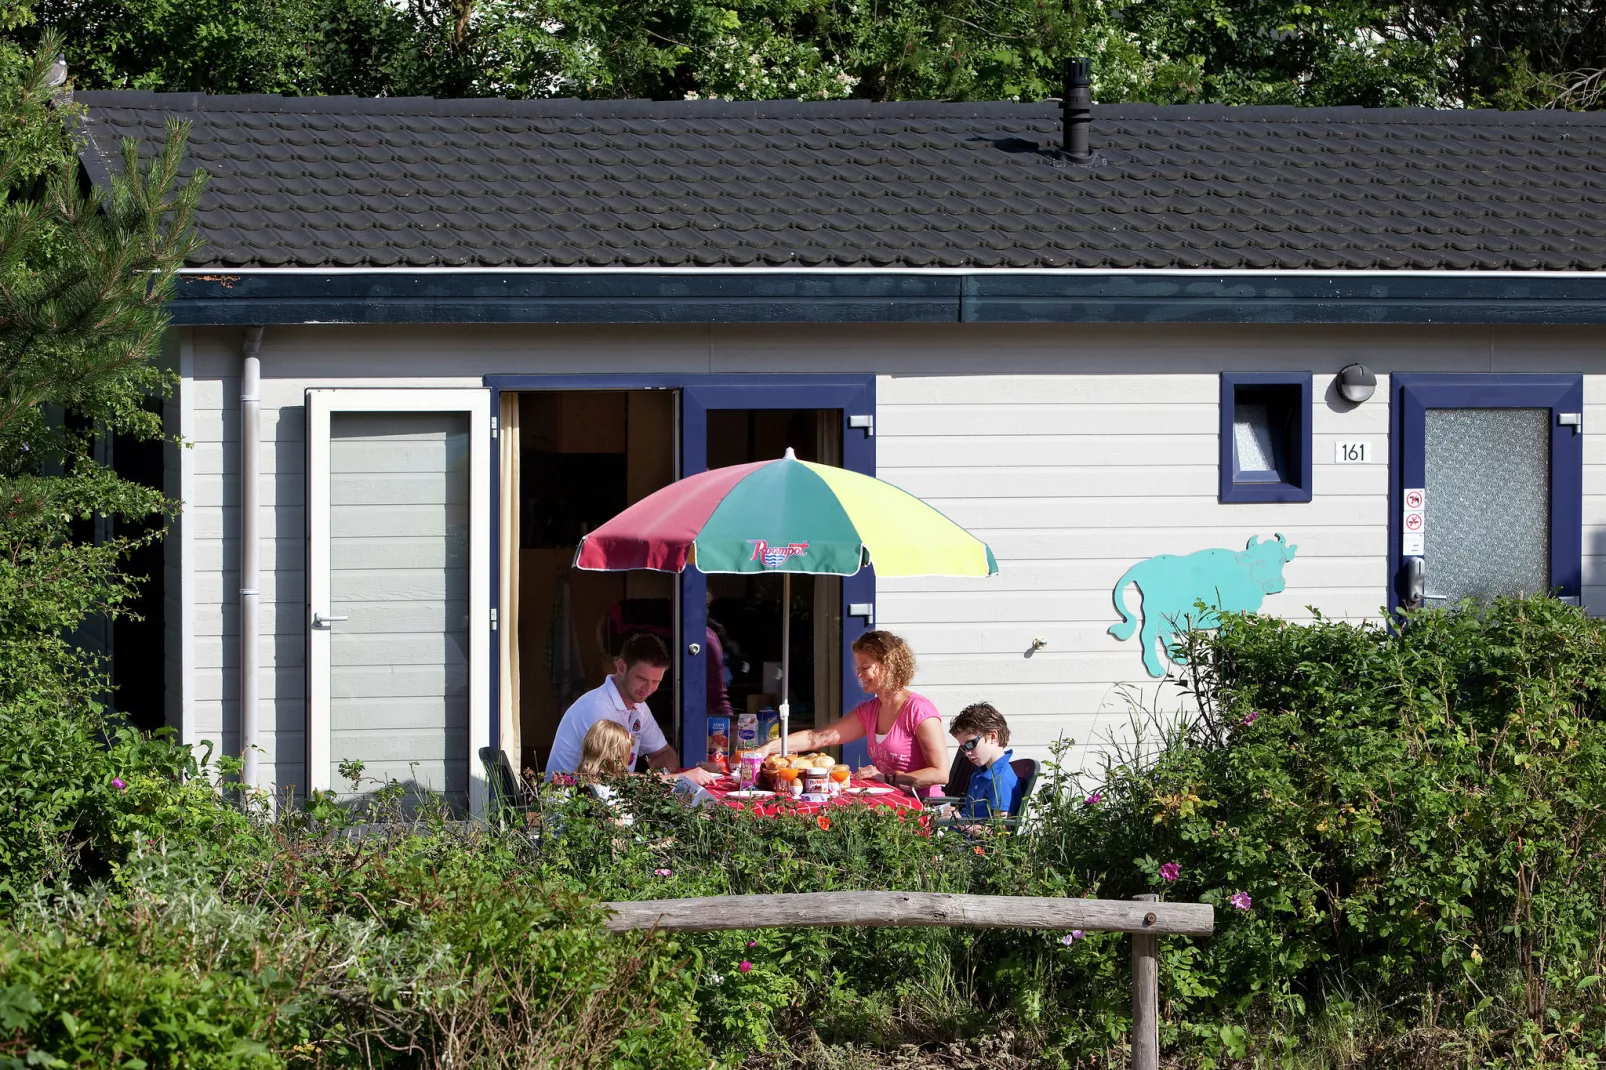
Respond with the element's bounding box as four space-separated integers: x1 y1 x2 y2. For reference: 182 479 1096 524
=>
0 697 233 911
0 24 201 911
2 825 709 1069
4 595 1606 1066
18 0 1606 107
532 596 1606 1065
1038 595 1606 1062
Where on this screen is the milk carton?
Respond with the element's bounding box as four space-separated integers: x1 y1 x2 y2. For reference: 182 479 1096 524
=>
758 706 779 745
735 712 760 752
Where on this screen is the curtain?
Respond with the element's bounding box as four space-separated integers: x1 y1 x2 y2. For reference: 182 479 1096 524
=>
498 393 521 773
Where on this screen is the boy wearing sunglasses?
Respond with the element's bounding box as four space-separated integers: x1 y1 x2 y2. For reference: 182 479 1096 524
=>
950 703 1022 820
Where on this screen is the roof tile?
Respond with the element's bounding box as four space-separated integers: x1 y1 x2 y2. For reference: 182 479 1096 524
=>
72 94 1606 271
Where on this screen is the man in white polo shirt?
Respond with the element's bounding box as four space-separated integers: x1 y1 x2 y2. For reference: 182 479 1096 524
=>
547 633 717 785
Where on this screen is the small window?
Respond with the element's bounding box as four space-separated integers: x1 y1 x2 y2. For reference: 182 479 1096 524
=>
1220 373 1312 503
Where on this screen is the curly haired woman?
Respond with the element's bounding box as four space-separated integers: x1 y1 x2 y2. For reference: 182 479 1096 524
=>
756 630 948 798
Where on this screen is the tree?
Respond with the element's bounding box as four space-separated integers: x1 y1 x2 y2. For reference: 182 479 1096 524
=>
17 0 1606 107
0 15 201 724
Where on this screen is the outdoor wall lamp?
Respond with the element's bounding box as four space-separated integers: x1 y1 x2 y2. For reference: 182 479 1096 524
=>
1336 363 1376 404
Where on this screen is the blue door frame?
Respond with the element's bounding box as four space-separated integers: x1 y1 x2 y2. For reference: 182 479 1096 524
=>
483 374 877 767
1389 374 1583 613
681 379 877 769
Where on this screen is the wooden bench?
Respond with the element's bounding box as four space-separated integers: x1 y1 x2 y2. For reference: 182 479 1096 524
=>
604 890 1213 1070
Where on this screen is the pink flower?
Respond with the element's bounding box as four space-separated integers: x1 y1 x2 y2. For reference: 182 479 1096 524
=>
1160 862 1181 882
747 939 757 948
738 960 752 973
1229 891 1252 911
1059 933 1075 946
1084 791 1102 806
111 777 127 792
654 868 672 877
1243 710 1260 727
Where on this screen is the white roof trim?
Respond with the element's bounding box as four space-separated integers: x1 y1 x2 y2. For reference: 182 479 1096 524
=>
179 266 1606 278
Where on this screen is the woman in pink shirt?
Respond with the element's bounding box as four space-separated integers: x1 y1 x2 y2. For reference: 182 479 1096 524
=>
757 630 950 798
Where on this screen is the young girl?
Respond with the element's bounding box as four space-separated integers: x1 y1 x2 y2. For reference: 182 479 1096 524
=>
575 720 634 822
576 719 632 780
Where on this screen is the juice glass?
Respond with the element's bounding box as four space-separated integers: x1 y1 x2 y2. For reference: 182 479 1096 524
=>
829 764 851 793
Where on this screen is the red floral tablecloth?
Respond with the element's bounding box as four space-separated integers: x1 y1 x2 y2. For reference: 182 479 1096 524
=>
702 776 924 819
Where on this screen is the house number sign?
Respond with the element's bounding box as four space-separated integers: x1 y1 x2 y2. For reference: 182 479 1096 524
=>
1334 441 1373 463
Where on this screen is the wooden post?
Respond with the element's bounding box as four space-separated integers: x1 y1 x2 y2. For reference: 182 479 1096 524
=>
1131 893 1160 1070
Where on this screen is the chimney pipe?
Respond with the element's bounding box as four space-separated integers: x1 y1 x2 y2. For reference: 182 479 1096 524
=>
1062 57 1092 160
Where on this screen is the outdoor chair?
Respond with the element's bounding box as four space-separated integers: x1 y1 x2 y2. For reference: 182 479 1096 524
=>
478 746 538 837
927 756 1040 831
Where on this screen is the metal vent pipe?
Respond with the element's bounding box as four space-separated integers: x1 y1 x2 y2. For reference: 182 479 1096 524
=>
1062 57 1093 159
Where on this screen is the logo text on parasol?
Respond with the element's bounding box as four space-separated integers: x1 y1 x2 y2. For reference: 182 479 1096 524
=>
751 540 809 568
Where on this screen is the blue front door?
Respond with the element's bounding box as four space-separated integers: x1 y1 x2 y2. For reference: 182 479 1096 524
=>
680 378 876 768
1391 374 1582 613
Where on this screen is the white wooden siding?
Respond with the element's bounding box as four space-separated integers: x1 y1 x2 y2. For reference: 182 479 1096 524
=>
326 412 471 805
173 322 1606 793
873 370 1386 772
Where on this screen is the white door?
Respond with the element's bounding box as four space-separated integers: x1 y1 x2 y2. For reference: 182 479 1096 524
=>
306 389 492 814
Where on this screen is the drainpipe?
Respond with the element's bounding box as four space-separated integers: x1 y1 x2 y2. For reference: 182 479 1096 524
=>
239 326 264 793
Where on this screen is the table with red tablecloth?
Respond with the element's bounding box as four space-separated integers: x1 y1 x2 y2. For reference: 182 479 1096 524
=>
700 775 925 819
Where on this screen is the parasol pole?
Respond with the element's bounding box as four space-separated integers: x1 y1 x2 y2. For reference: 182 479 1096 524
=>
779 571 791 756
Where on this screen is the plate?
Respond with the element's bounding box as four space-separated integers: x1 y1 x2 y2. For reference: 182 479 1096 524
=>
844 785 896 795
724 789 775 799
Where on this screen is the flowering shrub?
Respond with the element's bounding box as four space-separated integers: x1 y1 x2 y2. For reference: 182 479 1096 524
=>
4 595 1604 1067
1031 594 1606 1065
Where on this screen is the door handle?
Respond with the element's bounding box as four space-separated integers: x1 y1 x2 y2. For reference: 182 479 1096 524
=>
312 612 348 629
1402 557 1424 610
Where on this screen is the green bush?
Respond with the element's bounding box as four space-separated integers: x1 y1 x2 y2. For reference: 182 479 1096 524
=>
1033 595 1606 1064
2 823 710 1070
538 597 1606 1066
5 596 1606 1068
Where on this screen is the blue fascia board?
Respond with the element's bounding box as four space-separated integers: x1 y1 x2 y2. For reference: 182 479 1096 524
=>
960 274 1606 324
167 272 961 325
166 271 1606 325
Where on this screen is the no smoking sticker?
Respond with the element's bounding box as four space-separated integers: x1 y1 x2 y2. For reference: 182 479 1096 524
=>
1402 487 1426 556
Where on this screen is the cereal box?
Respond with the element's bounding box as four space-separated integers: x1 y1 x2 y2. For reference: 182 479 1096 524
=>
706 715 731 765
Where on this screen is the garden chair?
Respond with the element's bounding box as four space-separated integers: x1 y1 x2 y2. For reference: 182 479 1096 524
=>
478 746 538 836
927 756 1040 831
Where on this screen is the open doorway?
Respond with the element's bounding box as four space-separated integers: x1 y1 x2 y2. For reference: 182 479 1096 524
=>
512 390 677 774
702 408 843 741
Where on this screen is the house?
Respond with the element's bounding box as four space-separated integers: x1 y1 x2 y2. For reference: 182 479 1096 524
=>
74 89 1606 811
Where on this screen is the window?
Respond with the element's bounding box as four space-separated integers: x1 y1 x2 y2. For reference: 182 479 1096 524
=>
1219 373 1312 503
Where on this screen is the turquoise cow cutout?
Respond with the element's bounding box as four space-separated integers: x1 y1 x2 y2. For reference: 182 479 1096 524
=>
1109 534 1298 678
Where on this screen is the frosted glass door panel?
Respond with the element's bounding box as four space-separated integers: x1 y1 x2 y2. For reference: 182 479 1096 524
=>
1423 408 1549 604
328 412 470 808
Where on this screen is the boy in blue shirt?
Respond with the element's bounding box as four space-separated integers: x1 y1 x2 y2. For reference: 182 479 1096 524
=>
950 703 1021 820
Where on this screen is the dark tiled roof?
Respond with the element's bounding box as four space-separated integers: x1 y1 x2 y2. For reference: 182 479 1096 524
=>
75 92 1606 271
